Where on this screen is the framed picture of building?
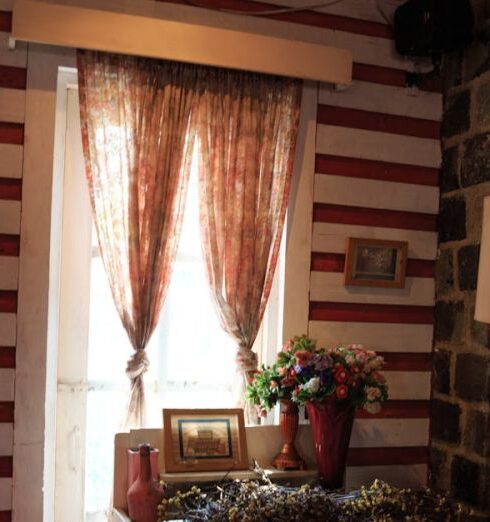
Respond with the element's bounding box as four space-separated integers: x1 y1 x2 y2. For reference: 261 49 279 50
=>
344 238 408 288
162 408 248 472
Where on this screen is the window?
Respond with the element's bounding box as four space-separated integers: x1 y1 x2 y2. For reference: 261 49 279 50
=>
53 70 284 521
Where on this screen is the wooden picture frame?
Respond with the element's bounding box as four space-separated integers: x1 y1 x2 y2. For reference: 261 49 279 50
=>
162 408 249 473
344 237 408 288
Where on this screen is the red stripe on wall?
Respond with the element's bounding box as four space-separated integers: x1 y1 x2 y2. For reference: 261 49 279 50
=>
0 512 11 522
0 11 11 33
160 0 392 38
0 402 13 423
309 302 434 324
0 347 15 369
315 155 439 186
0 122 24 145
356 400 430 419
0 178 21 201
311 253 434 278
313 203 437 231
0 291 17 314
317 105 440 139
0 235 20 257
352 62 442 93
347 446 428 466
379 352 431 372
0 65 27 90
0 457 12 478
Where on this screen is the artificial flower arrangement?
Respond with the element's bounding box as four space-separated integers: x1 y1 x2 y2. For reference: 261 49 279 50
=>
246 335 388 415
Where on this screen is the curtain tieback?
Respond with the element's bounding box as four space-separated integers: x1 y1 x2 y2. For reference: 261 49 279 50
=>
126 349 149 382
236 342 258 375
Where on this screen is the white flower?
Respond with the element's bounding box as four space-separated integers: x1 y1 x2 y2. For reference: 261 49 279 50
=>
301 377 320 393
365 386 381 401
345 354 356 365
364 401 382 414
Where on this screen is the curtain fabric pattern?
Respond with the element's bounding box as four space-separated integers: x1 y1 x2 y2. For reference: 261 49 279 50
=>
196 68 302 418
77 50 198 427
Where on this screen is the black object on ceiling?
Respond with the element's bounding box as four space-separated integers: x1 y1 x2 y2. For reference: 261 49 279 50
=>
394 0 474 58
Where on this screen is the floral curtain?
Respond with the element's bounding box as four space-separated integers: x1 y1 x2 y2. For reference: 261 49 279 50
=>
77 50 198 427
196 68 302 421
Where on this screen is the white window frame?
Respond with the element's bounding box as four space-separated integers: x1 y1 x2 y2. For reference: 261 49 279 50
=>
13 40 317 519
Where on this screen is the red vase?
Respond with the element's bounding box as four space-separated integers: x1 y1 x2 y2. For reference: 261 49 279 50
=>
272 399 305 470
127 444 165 522
305 396 355 489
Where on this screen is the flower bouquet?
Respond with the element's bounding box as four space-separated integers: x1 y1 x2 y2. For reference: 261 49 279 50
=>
246 335 388 487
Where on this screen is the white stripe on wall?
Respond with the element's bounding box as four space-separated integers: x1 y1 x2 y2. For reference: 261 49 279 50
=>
319 81 442 121
308 321 434 353
0 257 18 290
351 418 429 448
317 124 441 167
346 464 427 490
0 368 14 400
0 33 27 68
0 478 12 510
310 272 435 306
0 200 20 234
0 87 25 124
0 143 23 179
312 223 438 260
314 174 439 214
384 371 431 400
0 423 13 455
0 314 16 345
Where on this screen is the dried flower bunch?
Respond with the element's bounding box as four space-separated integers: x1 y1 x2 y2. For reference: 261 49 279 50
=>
155 478 460 521
246 335 388 415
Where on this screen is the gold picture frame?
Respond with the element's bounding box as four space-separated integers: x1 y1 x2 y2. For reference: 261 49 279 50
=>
344 237 408 288
162 408 249 473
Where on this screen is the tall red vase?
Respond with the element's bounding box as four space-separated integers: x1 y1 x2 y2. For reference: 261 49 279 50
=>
272 399 305 470
305 396 355 489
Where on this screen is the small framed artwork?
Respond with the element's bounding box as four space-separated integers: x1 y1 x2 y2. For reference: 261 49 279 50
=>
162 408 249 473
344 237 408 288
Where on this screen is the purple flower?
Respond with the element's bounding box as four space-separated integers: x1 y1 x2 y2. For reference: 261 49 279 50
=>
313 353 333 371
320 369 332 387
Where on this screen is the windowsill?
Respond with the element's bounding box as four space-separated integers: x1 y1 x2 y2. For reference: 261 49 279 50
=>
159 468 318 483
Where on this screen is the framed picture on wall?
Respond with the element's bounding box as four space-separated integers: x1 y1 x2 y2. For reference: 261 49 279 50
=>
344 237 408 288
162 408 248 473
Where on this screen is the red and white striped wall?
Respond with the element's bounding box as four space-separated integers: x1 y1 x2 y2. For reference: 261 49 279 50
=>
0 2 24 520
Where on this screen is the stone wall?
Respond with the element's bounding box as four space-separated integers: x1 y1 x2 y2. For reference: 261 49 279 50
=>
431 5 490 517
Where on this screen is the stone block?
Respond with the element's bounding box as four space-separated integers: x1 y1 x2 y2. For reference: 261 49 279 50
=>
451 456 481 507
442 50 463 91
441 146 460 193
458 244 480 291
435 300 465 343
433 349 451 394
442 90 470 138
466 191 485 244
431 399 461 444
463 409 488 457
477 81 490 129
439 197 467 243
429 446 451 492
461 133 490 187
455 353 489 402
436 249 454 296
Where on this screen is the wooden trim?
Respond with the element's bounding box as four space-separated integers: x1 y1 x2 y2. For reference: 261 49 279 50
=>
0 456 12 478
0 347 15 369
352 62 442 93
0 234 19 257
317 105 440 139
12 0 352 84
0 178 21 201
356 400 430 419
313 203 437 232
0 10 11 32
309 301 434 324
315 155 439 186
0 66 27 90
0 291 16 313
160 0 393 38
0 122 23 145
380 352 431 372
0 402 14 423
311 253 434 278
347 446 428 466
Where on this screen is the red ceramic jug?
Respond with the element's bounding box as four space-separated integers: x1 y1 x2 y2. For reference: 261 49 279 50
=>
127 444 164 522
